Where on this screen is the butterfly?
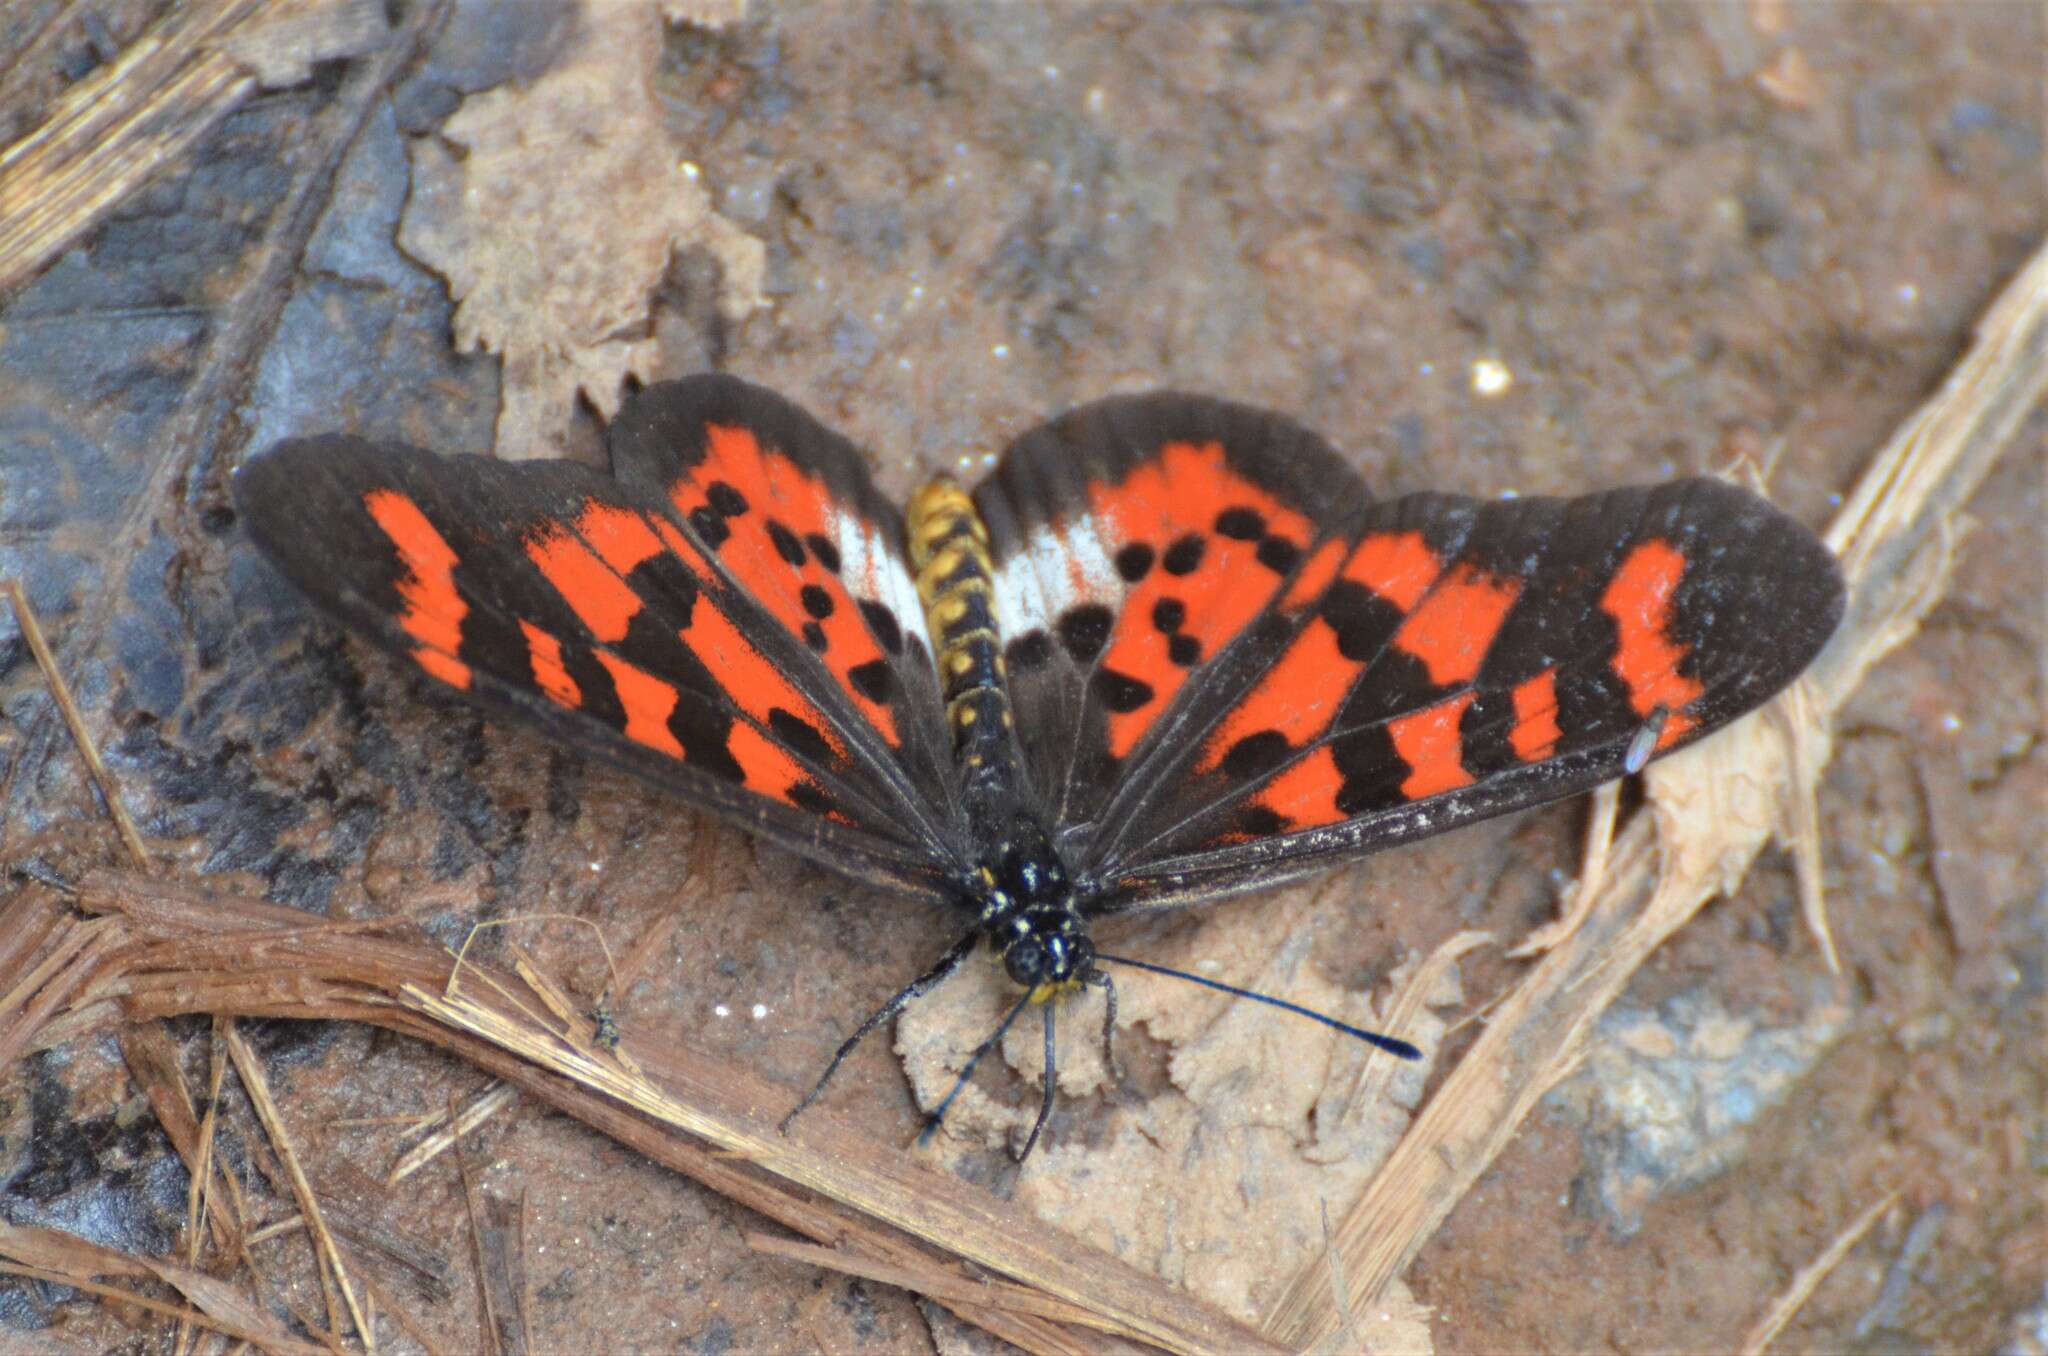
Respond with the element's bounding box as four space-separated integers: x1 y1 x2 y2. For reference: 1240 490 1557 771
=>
235 375 1845 1157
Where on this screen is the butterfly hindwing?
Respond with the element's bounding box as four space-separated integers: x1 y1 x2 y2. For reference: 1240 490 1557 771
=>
236 391 964 897
974 394 1371 841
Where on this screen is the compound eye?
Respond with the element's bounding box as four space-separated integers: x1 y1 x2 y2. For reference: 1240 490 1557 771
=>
1003 938 1048 988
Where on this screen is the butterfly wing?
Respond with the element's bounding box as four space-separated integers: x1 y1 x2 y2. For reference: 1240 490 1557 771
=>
236 376 965 898
979 396 1845 914
972 393 1370 852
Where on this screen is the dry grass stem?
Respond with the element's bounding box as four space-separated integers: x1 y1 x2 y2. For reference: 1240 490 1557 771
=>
3 579 150 866
223 1020 371 1347
1261 242 2048 1349
0 3 257 293
0 915 121 1073
0 0 390 294
1739 1189 1900 1355
743 1229 1155 1341
1507 779 1620 958
0 1222 342 1355
458 1152 526 1356
388 1082 519 1184
51 868 1278 1355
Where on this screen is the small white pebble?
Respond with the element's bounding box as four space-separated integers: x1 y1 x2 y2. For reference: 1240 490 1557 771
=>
1470 357 1514 397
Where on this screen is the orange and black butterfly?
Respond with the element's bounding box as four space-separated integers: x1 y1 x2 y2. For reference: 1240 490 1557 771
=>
236 376 1844 1156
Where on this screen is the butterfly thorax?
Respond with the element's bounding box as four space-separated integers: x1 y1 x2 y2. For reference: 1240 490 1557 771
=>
910 479 1093 997
973 821 1094 999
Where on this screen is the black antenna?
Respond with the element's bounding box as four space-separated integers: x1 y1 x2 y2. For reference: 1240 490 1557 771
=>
1094 953 1422 1060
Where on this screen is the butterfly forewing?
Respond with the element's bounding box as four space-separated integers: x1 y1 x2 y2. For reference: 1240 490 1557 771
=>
605 376 961 842
237 403 964 897
974 397 1845 913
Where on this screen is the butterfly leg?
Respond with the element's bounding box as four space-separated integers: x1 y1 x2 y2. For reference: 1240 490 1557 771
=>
779 930 979 1134
1016 999 1057 1161
915 988 1034 1148
1084 968 1121 1083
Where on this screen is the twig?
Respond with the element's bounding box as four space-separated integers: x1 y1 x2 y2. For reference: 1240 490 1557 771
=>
3 578 150 867
1739 1189 1899 1354
0 1262 330 1356
223 1020 371 1347
388 1082 518 1184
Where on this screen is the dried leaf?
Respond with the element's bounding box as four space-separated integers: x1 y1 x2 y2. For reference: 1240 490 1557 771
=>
397 2 768 459
901 885 1456 1343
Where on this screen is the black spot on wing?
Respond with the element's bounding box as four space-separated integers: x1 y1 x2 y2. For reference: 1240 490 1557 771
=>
767 520 806 566
688 505 731 549
706 481 748 516
1115 542 1155 582
1005 629 1054 670
1320 578 1404 662
1457 686 1522 781
667 693 748 785
848 659 895 703
1256 535 1301 573
767 708 835 767
1219 728 1290 780
1095 669 1154 713
1330 723 1403 815
1057 604 1114 662
1215 507 1265 540
805 533 842 573
858 599 904 655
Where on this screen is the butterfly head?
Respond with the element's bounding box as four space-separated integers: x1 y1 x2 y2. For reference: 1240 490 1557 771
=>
974 828 1094 1000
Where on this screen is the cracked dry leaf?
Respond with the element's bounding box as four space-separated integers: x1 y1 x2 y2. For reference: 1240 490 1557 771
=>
398 2 767 460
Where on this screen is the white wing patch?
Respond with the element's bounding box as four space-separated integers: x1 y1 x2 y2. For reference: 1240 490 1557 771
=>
835 505 934 658
993 516 1120 633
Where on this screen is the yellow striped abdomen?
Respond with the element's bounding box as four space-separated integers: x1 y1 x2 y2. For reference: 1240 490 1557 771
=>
907 479 1011 752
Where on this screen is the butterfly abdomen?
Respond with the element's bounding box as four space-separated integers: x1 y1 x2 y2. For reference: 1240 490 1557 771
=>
908 480 1013 747
908 476 1058 863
